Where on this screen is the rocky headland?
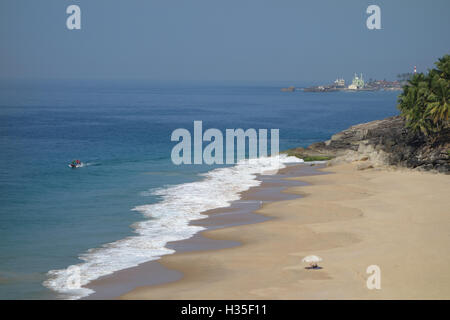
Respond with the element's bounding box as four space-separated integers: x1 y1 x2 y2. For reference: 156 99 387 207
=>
285 116 450 173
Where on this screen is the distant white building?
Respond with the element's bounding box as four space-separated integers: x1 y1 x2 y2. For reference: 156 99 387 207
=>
334 78 345 88
348 73 364 90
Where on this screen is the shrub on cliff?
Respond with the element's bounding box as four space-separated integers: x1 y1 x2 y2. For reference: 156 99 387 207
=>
398 54 449 135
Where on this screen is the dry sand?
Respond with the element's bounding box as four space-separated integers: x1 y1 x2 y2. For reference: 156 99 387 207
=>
121 162 450 299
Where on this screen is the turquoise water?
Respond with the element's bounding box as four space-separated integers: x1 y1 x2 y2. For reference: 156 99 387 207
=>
0 80 399 299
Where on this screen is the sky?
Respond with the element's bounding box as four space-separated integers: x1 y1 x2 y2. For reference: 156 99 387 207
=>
0 0 449 83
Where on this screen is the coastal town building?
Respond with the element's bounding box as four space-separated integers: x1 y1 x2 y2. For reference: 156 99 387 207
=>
348 73 365 90
291 72 403 93
334 78 346 88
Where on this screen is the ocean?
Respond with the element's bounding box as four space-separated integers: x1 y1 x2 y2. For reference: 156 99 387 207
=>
0 80 400 299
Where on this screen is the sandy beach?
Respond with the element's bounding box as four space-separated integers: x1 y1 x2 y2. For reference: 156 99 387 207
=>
120 162 450 300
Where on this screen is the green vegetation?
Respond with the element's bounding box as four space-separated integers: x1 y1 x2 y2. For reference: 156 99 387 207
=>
301 155 333 162
398 54 449 135
284 150 333 161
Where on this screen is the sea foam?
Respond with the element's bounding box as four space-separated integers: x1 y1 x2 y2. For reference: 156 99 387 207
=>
43 155 303 299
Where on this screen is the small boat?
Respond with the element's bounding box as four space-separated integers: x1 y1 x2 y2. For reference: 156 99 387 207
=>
69 160 82 168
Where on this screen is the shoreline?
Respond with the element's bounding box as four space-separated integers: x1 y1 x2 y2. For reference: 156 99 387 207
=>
85 162 323 299
44 112 448 300
119 162 450 300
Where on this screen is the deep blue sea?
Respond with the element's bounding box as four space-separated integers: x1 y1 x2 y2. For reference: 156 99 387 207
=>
0 80 399 299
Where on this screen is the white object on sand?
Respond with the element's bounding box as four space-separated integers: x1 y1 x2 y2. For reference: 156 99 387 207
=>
302 255 322 268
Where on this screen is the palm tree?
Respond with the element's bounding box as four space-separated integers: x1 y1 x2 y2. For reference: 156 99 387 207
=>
398 73 433 134
426 55 449 127
398 54 449 135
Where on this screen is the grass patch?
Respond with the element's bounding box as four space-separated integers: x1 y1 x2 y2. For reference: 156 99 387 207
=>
301 155 333 162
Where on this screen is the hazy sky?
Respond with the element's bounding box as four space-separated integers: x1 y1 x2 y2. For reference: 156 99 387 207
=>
1 0 449 82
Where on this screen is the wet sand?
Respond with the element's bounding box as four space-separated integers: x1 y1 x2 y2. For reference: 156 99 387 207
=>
86 163 322 299
119 162 450 300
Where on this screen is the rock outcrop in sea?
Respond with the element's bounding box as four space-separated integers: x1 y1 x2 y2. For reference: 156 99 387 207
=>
286 116 450 173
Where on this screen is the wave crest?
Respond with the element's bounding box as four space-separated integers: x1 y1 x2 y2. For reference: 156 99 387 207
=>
44 155 303 299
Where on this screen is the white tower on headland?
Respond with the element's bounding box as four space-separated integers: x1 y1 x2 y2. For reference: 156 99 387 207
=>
414 66 417 74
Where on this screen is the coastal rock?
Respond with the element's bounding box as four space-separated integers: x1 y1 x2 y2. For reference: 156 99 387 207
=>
286 116 450 173
356 162 374 171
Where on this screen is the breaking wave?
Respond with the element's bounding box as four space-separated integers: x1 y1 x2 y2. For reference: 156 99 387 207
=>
44 155 304 299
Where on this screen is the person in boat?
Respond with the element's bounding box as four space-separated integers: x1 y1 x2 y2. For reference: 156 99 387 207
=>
70 160 81 167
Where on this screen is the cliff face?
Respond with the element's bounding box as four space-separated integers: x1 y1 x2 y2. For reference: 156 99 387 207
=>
287 116 450 173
